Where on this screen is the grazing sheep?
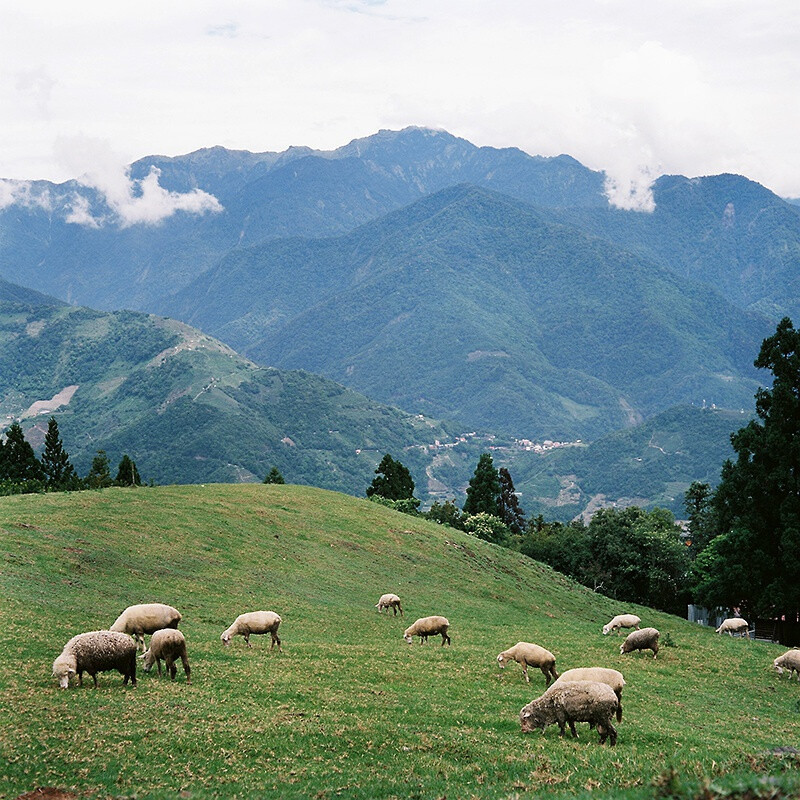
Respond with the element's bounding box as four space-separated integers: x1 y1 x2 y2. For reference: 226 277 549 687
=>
221 611 282 650
375 593 404 616
141 629 191 683
620 627 660 659
602 614 641 636
110 603 182 652
403 616 450 646
496 642 559 686
552 667 626 722
773 649 800 681
519 681 619 745
52 630 137 689
716 618 750 638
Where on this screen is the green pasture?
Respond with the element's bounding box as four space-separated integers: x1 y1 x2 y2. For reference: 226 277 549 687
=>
0 485 798 799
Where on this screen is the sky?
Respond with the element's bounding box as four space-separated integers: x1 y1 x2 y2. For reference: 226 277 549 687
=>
2 0 800 213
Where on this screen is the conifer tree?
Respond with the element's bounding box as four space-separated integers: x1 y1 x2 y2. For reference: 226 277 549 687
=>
497 467 526 534
693 317 800 622
0 422 44 483
86 450 113 489
263 466 285 484
366 454 415 501
115 454 141 486
463 453 501 516
40 417 80 490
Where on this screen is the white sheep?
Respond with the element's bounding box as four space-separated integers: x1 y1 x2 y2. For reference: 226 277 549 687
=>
716 618 750 638
620 627 660 659
221 611 282 650
375 593 403 616
552 667 626 722
52 630 138 689
496 642 559 685
403 616 451 646
773 649 800 681
602 614 641 635
519 681 619 745
141 629 191 683
110 603 182 652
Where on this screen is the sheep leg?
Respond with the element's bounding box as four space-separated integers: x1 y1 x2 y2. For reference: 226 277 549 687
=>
91 672 98 689
167 657 177 680
181 653 191 683
538 665 550 686
616 695 623 722
77 672 84 687
568 721 578 739
156 658 163 677
270 632 282 652
442 632 451 646
244 633 252 648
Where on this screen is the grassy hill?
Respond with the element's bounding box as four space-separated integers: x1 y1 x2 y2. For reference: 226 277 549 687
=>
1 485 798 799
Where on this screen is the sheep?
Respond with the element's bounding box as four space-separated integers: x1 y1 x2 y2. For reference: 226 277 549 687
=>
375 593 403 616
52 630 137 689
221 611 282 650
496 642 559 686
141 629 191 683
602 614 641 636
620 627 660 659
716 618 750 638
552 667 626 722
773 649 800 681
403 616 450 646
110 603 182 652
519 681 619 745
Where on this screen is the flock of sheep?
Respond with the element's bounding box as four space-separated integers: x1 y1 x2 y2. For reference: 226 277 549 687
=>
52 599 800 748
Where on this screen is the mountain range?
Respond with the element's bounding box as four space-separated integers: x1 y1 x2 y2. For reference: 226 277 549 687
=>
1 126 794 514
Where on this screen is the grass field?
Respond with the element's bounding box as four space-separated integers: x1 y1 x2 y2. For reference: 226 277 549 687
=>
1 485 798 799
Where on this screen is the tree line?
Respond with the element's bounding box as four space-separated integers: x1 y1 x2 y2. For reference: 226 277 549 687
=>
367 318 800 626
0 417 142 495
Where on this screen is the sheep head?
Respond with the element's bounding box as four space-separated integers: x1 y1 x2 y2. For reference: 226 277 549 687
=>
496 653 509 669
519 704 546 733
52 655 76 689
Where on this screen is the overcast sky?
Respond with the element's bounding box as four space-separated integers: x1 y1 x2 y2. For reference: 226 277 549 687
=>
3 0 800 206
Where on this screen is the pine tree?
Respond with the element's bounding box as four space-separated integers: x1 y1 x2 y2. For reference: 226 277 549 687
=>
115 454 141 486
263 466 285 484
693 317 800 623
40 417 79 490
366 454 415 500
86 450 113 489
463 453 501 516
497 467 526 535
0 422 44 483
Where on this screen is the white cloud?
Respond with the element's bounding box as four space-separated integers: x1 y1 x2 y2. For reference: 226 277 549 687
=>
53 135 222 228
0 179 52 212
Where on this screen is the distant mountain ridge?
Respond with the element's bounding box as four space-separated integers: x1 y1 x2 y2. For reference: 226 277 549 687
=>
161 184 769 439
0 294 451 495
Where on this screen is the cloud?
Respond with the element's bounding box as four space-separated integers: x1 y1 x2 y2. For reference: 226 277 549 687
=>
53 135 222 228
0 179 52 212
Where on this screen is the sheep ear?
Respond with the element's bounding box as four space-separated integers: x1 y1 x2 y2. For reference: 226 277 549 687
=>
68 668 76 676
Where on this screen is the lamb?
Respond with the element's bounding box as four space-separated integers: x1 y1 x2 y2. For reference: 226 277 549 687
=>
716 618 750 638
110 603 182 652
403 615 451 646
552 667 626 721
496 642 559 686
773 649 800 681
375 593 403 616
620 627 660 659
52 630 137 689
602 614 641 635
519 681 619 745
221 611 282 650
141 629 191 683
